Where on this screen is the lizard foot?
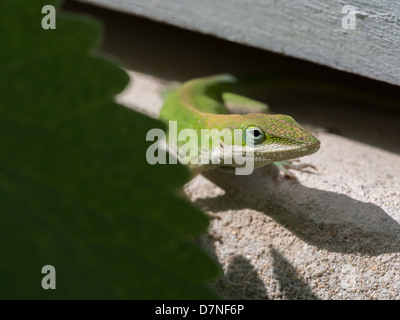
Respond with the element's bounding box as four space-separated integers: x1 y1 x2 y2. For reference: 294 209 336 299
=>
264 160 317 180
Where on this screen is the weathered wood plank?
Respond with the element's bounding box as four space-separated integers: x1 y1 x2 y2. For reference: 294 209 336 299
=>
80 0 400 86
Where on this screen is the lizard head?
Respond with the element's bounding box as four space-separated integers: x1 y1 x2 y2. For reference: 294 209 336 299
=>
211 113 320 168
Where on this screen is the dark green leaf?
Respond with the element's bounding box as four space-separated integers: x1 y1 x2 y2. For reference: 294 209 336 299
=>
0 0 220 299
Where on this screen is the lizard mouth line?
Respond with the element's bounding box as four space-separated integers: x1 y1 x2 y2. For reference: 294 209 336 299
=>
221 141 321 167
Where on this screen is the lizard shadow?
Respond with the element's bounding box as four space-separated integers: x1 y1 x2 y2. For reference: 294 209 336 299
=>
271 248 318 300
194 169 400 255
198 232 269 299
198 234 318 299
213 254 269 299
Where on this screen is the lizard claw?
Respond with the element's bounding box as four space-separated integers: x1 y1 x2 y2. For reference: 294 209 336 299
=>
265 160 318 180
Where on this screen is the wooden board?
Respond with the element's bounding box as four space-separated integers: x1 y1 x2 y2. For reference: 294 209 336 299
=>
79 0 400 86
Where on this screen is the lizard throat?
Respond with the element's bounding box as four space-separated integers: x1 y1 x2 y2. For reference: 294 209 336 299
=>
217 141 320 168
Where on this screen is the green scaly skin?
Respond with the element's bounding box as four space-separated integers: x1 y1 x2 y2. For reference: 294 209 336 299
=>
159 74 320 174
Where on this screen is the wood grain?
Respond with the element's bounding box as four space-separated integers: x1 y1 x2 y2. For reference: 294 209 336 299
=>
80 0 400 86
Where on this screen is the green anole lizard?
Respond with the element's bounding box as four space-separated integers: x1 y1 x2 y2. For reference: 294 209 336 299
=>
159 74 320 177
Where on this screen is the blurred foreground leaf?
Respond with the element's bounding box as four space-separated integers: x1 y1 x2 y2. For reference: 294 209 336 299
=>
0 0 219 299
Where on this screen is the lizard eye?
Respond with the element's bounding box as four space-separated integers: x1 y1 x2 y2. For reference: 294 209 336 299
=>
244 126 266 146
